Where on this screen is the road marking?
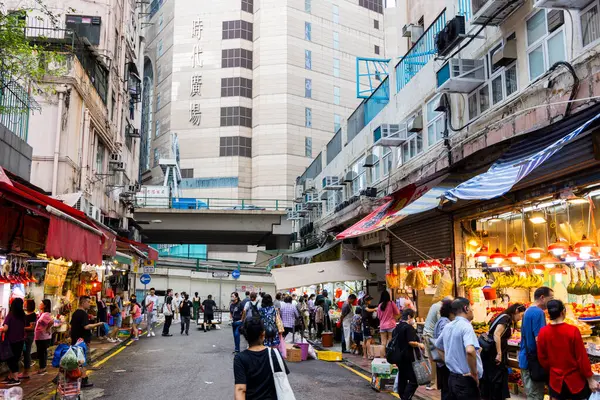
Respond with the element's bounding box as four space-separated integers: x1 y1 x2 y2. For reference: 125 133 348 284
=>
337 362 400 398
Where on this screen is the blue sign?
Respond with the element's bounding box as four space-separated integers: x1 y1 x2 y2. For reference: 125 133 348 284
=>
140 274 152 285
231 269 241 280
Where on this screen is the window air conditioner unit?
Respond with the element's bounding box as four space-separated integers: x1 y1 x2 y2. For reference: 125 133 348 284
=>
109 153 122 164
435 15 466 57
128 128 141 138
123 184 138 194
471 0 525 26
287 210 303 220
295 203 309 214
533 0 589 9
373 123 408 147
492 39 517 68
363 154 378 168
304 178 315 191
436 58 485 93
305 192 321 204
344 171 357 183
402 24 424 43
89 206 102 223
111 161 126 171
408 114 423 132
322 176 343 190
294 185 304 201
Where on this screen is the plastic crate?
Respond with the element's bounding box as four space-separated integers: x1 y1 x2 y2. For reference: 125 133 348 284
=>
316 350 342 362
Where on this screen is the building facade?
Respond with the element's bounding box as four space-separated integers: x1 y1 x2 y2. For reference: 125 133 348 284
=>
140 0 387 203
9 0 145 233
290 0 600 265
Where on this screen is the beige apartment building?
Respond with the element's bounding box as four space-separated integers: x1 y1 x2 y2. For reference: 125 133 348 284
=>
141 0 388 203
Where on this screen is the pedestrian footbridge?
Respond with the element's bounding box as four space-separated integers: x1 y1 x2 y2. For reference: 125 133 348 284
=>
133 197 293 249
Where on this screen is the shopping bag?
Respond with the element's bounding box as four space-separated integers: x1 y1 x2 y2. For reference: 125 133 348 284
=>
268 348 296 400
412 348 432 386
52 344 70 368
277 334 287 359
59 347 79 371
0 339 12 361
590 391 600 400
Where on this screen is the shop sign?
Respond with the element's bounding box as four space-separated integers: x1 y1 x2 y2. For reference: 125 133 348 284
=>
135 186 169 208
212 271 229 278
358 231 385 247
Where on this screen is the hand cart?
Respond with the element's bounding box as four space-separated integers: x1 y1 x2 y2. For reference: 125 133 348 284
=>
53 367 82 400
196 308 223 330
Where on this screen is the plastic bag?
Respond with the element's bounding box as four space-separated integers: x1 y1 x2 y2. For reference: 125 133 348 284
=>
277 334 287 359
52 344 70 368
307 344 317 360
59 347 79 371
590 392 600 400
432 270 454 303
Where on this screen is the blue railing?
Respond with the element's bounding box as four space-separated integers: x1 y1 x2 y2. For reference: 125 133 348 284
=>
135 196 293 211
356 57 391 99
364 77 390 125
395 10 447 92
457 0 471 21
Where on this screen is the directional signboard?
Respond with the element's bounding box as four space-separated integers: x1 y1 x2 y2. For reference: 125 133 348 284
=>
212 271 229 278
140 274 152 285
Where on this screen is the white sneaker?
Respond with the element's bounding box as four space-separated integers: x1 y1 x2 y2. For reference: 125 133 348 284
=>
147 332 152 337
107 338 116 343
151 332 156 337
116 338 123 343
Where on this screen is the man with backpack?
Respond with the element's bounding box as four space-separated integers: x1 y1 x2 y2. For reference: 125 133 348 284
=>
242 292 260 321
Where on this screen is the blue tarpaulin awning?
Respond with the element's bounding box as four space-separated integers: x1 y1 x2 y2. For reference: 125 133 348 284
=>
444 113 600 202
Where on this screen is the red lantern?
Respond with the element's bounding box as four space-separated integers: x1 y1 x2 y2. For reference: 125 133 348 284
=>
490 249 506 264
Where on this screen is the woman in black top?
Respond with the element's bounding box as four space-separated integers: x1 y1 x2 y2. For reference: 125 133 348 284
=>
393 309 425 400
233 318 290 400
480 303 526 400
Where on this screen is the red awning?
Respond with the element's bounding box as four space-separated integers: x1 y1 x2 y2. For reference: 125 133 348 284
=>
0 167 104 264
45 215 103 265
117 237 158 261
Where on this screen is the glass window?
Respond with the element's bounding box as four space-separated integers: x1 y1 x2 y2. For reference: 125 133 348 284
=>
333 58 340 77
219 136 252 158
159 15 163 28
222 20 253 41
305 50 312 70
333 5 339 24
305 137 312 157
305 78 312 98
527 10 546 46
305 22 311 41
153 149 159 167
382 148 392 175
416 132 423 154
426 95 445 147
156 93 161 110
491 75 503 105
334 86 340 105
581 3 600 47
479 85 489 113
333 31 339 50
305 0 311 13
305 107 312 128
157 40 163 57
505 64 518 96
96 141 105 173
155 119 160 137
374 45 380 55
219 106 253 127
528 45 545 80
468 94 478 120
374 19 379 29
241 0 253 13
547 31 566 66
334 114 341 132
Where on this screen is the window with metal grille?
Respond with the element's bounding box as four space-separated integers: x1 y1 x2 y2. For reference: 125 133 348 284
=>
219 136 252 157
305 108 312 128
374 45 380 55
581 1 600 47
181 168 194 178
222 20 253 41
358 0 382 14
221 49 253 69
241 0 253 13
305 22 312 41
221 77 253 98
305 78 312 98
374 19 379 29
65 15 101 45
305 137 312 157
220 107 252 127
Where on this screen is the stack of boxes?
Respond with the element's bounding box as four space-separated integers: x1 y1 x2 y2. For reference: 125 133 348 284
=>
370 358 398 392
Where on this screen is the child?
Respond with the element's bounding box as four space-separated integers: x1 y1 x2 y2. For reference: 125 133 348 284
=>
350 307 363 355
315 299 325 339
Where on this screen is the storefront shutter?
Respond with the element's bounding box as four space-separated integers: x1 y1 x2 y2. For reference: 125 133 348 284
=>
390 212 453 264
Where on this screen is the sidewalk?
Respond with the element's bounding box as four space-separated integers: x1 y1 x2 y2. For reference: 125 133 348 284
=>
13 329 153 399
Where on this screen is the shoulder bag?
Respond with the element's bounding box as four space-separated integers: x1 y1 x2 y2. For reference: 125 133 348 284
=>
412 348 432 386
478 314 506 353
268 348 296 400
275 310 285 334
428 337 444 363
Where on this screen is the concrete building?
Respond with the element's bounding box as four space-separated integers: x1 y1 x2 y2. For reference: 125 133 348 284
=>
140 0 388 203
290 0 600 261
9 0 145 231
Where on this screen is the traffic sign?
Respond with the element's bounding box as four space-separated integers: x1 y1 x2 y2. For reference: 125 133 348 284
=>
212 271 229 278
140 274 152 285
143 266 155 274
232 269 241 279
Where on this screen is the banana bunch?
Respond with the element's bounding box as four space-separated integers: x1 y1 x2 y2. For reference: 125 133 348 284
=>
491 274 544 289
459 277 486 289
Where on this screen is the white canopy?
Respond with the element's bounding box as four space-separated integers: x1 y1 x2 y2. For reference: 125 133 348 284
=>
270 259 371 290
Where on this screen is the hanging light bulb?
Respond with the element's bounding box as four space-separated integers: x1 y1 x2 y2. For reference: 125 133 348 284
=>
556 273 563 283
580 252 592 260
575 261 585 269
474 245 489 263
468 238 480 247
540 255 558 269
565 249 579 263
548 241 569 257
574 235 596 254
490 248 506 265
507 247 521 263
526 246 544 261
533 267 544 275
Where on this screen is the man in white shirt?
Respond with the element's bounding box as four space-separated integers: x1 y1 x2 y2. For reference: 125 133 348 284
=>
144 288 159 337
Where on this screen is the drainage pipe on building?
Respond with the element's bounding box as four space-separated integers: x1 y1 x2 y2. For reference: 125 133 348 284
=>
51 86 68 196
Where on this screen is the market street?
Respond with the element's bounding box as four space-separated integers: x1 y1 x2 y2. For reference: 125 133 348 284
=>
45 325 394 400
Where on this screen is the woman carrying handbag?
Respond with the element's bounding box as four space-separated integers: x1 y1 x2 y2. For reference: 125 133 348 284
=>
234 318 295 400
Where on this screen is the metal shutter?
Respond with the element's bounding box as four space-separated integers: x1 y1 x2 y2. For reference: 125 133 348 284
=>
390 212 454 264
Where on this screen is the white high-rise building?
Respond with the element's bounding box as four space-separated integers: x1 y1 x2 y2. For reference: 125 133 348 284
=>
141 0 387 203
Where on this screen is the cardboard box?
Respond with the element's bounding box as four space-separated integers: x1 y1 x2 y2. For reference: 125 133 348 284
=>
370 345 385 358
371 373 396 392
371 358 398 375
287 348 302 362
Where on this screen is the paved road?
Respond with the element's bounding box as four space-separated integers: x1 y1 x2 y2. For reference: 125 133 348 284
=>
79 322 393 399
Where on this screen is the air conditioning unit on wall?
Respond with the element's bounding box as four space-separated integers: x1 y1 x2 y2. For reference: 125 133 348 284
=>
402 24 424 43
533 0 590 9
435 15 466 57
373 123 408 147
471 0 525 26
436 58 485 93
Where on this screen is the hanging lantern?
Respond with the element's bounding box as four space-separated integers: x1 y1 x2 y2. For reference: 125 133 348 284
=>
532 265 544 275
474 245 489 263
417 261 429 269
526 246 544 261
500 259 513 271
507 247 521 264
490 248 506 264
548 241 569 257
429 259 442 268
574 235 596 254
565 250 580 263
442 257 453 266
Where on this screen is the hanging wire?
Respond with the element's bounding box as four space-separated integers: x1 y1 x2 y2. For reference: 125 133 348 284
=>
385 227 432 260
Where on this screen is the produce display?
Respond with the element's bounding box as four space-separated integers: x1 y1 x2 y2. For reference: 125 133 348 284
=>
459 277 486 289
490 274 544 289
405 269 428 290
507 331 521 346
568 303 600 319
592 363 600 375
564 316 593 336
566 267 600 296
472 321 488 335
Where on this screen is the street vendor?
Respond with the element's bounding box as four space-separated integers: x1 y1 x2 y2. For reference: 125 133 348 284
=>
70 296 103 388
